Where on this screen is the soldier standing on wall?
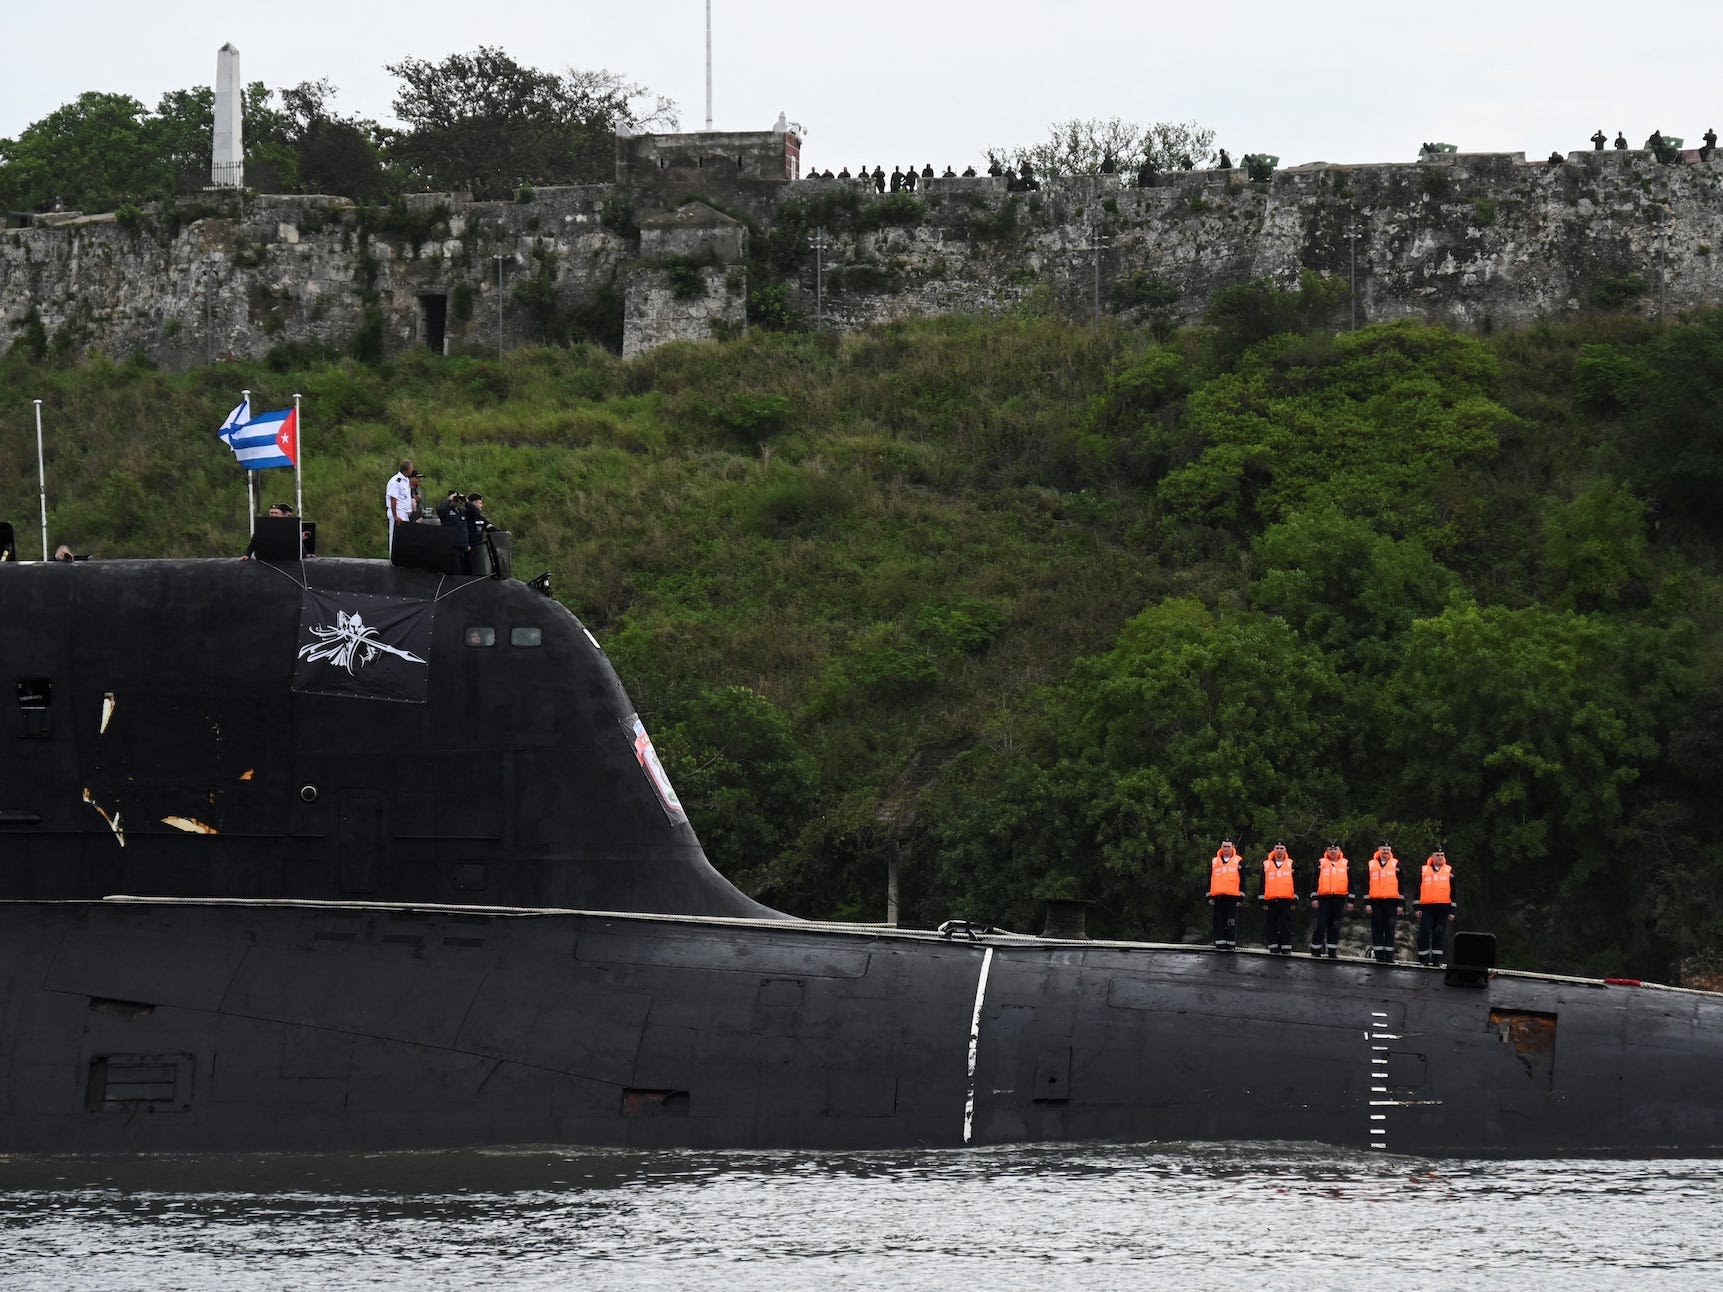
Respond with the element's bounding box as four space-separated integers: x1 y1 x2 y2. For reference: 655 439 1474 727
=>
1703 128 1717 160
1591 129 1608 150
1614 132 1629 149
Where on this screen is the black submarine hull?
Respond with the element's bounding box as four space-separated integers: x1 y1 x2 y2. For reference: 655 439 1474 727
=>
5 556 1723 1156
3 895 1719 1156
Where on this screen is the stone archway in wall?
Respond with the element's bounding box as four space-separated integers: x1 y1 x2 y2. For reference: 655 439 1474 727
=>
419 295 448 354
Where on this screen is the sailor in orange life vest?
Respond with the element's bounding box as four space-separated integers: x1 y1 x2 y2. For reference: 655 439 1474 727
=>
1207 839 1244 950
1364 843 1404 963
1416 848 1457 967
1308 842 1351 958
1259 841 1298 954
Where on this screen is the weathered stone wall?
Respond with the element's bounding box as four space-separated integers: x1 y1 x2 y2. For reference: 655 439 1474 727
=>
2 149 1719 367
623 264 746 358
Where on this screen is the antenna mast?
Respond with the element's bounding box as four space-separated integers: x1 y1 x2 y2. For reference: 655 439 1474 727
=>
705 1 714 131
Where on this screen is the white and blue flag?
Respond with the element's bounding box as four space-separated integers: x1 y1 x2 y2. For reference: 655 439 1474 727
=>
225 407 299 471
217 398 251 446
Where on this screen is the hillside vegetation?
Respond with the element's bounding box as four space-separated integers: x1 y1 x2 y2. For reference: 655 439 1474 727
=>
4 288 1722 979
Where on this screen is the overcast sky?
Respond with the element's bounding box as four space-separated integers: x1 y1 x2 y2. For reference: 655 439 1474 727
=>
4 1 1719 170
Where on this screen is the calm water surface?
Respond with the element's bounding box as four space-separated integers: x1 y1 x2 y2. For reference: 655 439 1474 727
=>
2 1144 1719 1290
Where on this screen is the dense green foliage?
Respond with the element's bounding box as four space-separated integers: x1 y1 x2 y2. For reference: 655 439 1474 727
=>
0 48 671 210
385 48 675 197
987 117 1218 178
5 304 1723 980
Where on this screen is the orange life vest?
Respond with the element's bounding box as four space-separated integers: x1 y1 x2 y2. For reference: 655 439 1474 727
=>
1317 850 1350 896
1420 859 1452 904
1262 853 1296 900
1209 852 1242 898
1367 851 1400 900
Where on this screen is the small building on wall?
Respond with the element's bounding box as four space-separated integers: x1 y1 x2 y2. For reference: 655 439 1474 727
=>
616 128 802 185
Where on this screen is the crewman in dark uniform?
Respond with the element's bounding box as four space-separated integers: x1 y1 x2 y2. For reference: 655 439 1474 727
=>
1309 842 1351 958
1365 843 1403 963
463 492 496 575
1207 839 1243 951
1416 848 1456 967
1260 841 1297 954
435 490 470 569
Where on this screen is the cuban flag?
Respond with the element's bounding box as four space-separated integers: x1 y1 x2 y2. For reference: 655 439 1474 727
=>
217 398 251 445
227 407 298 471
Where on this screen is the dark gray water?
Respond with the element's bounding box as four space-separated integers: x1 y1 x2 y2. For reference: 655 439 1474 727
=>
2 1144 1719 1290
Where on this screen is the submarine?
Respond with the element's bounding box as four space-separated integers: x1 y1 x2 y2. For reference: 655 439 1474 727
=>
3 544 1723 1157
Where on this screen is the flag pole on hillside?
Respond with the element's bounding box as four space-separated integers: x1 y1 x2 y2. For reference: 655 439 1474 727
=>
293 393 304 559
218 390 253 537
243 389 253 538
33 399 47 561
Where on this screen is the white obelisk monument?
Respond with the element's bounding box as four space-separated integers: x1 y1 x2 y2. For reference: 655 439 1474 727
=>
212 42 243 187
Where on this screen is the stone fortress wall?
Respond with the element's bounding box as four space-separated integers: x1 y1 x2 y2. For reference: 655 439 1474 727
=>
2 137 1720 367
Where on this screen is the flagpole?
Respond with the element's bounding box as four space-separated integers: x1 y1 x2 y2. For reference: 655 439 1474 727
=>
34 399 48 561
241 388 252 541
293 392 304 559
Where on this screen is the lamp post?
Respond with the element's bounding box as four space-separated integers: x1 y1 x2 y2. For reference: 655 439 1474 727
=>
1658 208 1672 317
810 226 829 329
203 260 216 365
494 254 505 358
1086 225 1109 323
1346 220 1362 330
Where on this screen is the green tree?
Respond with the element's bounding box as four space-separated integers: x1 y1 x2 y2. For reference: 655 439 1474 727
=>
279 79 387 199
1156 320 1506 538
928 598 1348 938
1252 506 1458 673
0 91 166 211
987 117 1216 179
1382 602 1690 910
1608 313 1723 533
655 685 820 894
1538 481 1653 611
1204 272 1351 358
386 47 676 196
149 87 216 193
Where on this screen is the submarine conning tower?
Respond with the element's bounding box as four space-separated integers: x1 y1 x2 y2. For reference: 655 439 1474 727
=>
0 557 785 920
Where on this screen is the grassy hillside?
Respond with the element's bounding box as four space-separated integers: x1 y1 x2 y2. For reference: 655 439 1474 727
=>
5 296 1722 979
